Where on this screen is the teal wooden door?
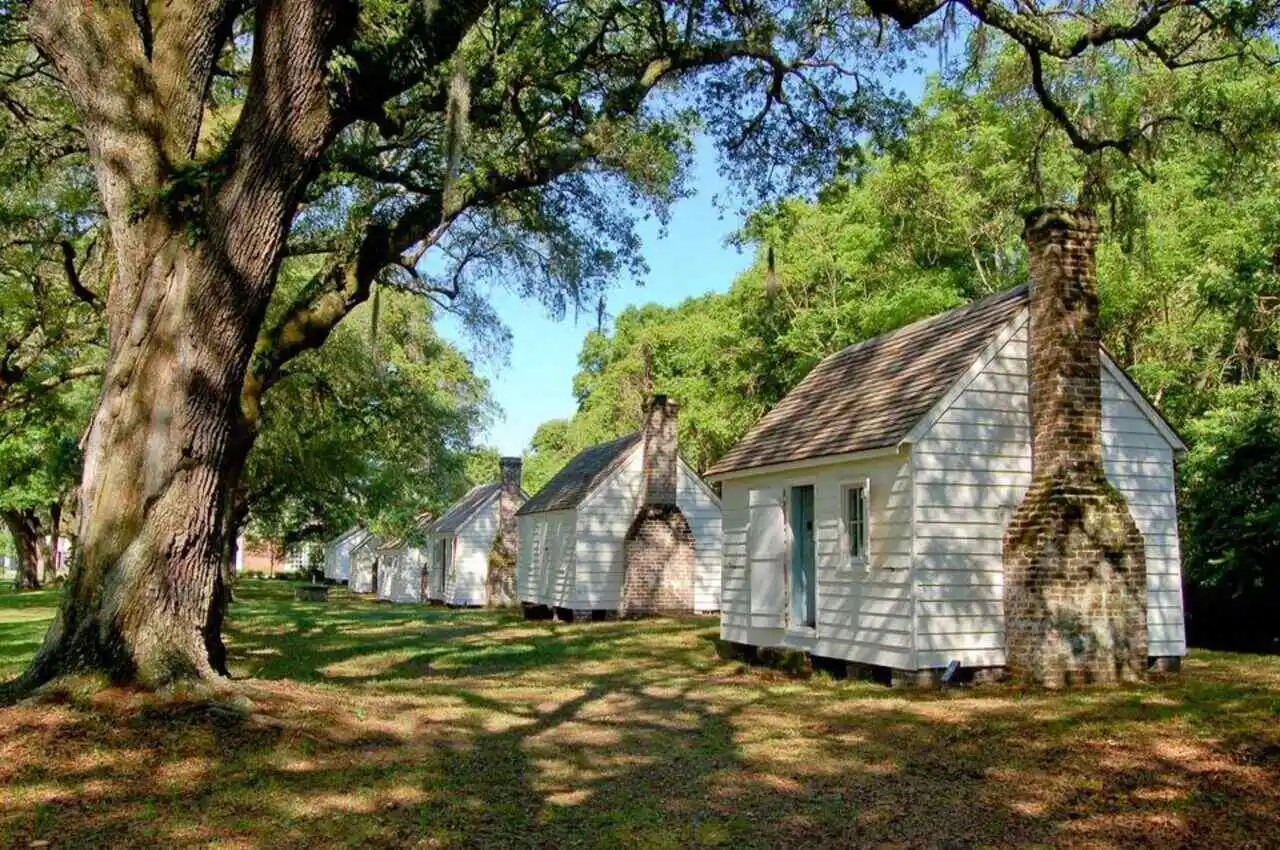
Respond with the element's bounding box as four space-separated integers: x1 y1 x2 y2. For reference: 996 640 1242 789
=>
789 485 816 628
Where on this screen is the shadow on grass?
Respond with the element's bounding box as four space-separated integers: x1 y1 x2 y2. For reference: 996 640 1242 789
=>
1 582 1278 847
0 587 59 685
224 582 707 684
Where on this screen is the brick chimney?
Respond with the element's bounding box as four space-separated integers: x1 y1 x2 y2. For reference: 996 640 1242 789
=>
1025 207 1105 476
621 394 694 617
1003 206 1148 686
500 456 522 499
641 394 679 506
486 456 523 607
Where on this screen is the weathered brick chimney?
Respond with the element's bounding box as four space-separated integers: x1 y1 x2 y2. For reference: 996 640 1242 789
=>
1003 206 1148 686
621 394 695 616
486 456 522 607
642 394 679 506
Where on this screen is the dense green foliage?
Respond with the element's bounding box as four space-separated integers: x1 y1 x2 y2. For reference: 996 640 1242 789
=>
1180 375 1280 651
241 288 495 545
0 5 103 413
0 385 90 521
525 48 1280 648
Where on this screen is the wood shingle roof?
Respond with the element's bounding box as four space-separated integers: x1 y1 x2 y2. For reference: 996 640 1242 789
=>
426 482 503 534
705 286 1029 478
517 432 642 516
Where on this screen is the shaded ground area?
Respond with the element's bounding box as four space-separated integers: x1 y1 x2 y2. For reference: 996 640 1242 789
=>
2 581 1278 848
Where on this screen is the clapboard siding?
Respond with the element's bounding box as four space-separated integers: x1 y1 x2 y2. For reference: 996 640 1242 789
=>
909 316 1187 667
442 533 460 603
679 462 724 612
916 321 1002 659
349 541 378 594
517 510 576 607
519 447 722 612
571 448 644 609
718 452 916 669
378 545 426 603
1100 368 1187 655
424 533 448 602
721 484 752 637
443 494 498 606
323 529 364 582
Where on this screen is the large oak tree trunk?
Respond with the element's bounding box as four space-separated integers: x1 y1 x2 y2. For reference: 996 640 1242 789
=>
21 0 346 689
25 238 260 686
2 509 43 591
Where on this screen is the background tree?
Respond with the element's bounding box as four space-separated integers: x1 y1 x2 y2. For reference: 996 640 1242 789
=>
1179 375 1280 651
0 383 92 589
238 288 493 551
527 44 1280 651
9 0 1270 687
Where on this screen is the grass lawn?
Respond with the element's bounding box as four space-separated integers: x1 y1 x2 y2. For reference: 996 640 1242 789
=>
2 582 1279 848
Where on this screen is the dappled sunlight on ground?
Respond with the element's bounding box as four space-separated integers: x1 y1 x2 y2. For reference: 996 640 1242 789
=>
1 581 1278 847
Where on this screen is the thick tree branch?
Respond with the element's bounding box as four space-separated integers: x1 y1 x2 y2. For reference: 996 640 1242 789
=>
247 31 812 412
873 0 1260 157
29 0 168 217
335 0 493 131
958 0 1177 59
59 241 102 308
150 0 239 162
0 364 103 413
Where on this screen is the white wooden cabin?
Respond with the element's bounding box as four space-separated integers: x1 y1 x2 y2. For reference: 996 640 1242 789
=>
375 537 430 603
422 468 527 606
517 398 723 618
705 286 1187 678
323 527 367 583
348 532 382 595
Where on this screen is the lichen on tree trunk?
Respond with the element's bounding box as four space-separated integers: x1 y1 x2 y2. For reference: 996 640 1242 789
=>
23 237 261 688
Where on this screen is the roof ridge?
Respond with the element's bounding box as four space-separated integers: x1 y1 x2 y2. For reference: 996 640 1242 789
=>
427 480 506 534
821 284 1027 368
517 430 644 516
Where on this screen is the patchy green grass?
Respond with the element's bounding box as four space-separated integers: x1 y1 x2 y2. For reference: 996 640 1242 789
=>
2 581 1279 848
0 586 60 681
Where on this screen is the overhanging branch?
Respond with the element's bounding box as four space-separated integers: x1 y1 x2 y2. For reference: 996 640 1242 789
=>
59 241 102 308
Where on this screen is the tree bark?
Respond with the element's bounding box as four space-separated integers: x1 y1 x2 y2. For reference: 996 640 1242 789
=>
2 510 43 591
22 0 349 688
24 238 256 685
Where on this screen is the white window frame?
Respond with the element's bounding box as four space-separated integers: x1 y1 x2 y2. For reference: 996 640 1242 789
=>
839 478 871 570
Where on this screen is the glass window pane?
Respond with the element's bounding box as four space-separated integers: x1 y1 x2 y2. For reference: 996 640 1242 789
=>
847 486 867 560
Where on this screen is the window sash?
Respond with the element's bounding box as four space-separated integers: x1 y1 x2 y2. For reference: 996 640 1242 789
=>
844 484 868 562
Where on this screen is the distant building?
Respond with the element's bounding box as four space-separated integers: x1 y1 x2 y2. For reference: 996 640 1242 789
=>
517 395 722 619
236 537 283 576
421 458 528 607
323 527 368 583
235 536 320 577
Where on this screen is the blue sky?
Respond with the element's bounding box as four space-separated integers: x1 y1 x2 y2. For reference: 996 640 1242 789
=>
436 143 756 455
440 69 932 456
